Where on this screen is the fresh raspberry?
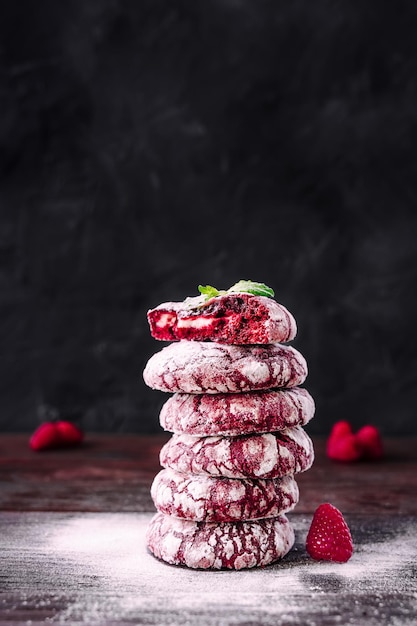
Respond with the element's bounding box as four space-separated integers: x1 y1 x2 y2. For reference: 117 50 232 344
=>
326 427 361 462
55 421 84 446
356 425 383 460
326 420 383 462
29 422 61 451
306 502 353 563
328 420 352 439
30 421 84 451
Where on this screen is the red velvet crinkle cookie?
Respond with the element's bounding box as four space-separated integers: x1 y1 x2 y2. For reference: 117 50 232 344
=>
160 426 314 479
146 511 295 569
147 292 297 344
143 341 308 394
151 468 299 522
159 387 315 436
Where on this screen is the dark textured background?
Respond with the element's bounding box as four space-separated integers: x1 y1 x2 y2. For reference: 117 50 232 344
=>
1 1 417 435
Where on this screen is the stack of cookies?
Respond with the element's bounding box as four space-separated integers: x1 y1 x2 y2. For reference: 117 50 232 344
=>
143 282 315 570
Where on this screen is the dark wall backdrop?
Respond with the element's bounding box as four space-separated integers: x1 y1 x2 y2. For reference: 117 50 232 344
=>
1 1 417 436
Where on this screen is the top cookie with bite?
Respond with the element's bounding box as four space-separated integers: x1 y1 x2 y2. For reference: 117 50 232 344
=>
147 280 296 345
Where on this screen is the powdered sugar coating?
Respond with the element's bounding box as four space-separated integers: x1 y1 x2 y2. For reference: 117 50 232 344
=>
160 426 314 479
147 293 297 344
146 511 295 569
151 468 299 522
160 387 315 436
143 341 308 394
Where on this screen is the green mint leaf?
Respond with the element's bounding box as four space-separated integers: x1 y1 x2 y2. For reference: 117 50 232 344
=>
197 280 275 301
228 280 275 298
198 285 220 299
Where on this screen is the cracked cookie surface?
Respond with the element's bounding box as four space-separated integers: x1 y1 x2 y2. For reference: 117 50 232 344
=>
146 511 295 569
159 387 315 435
160 426 314 479
143 341 308 394
151 468 299 522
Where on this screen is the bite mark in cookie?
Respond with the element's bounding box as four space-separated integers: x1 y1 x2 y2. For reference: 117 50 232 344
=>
160 387 315 435
151 468 299 522
143 341 308 394
146 511 295 569
160 426 314 479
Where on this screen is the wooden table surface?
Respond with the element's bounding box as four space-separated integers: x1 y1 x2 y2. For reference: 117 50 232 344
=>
1 434 416 625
